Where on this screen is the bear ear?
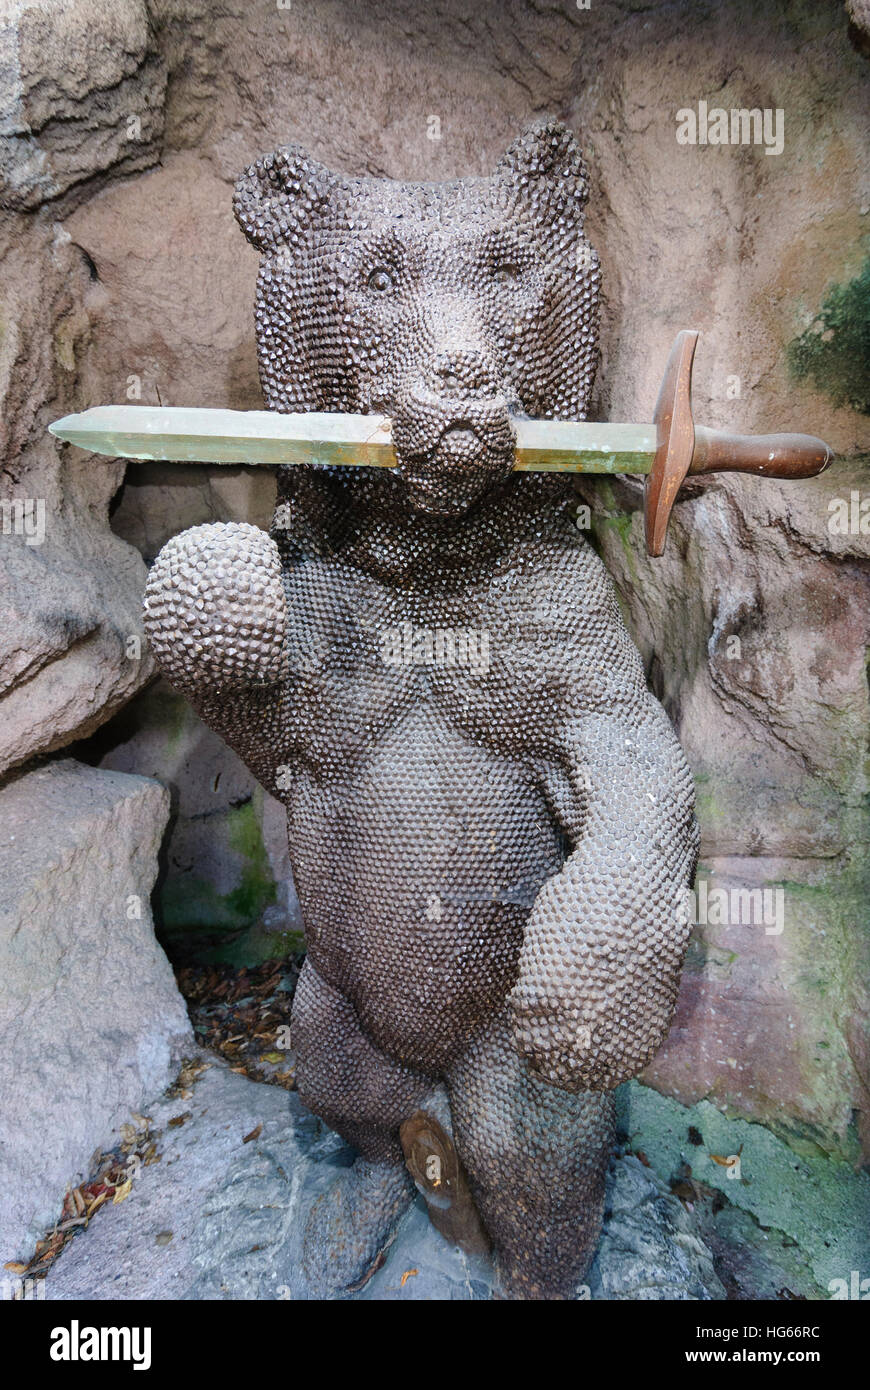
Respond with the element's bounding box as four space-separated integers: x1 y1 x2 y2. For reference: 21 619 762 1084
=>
233 144 346 252
496 119 589 211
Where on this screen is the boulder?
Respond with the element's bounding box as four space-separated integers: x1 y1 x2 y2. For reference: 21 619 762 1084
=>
0 189 157 778
0 522 155 777
0 759 192 1265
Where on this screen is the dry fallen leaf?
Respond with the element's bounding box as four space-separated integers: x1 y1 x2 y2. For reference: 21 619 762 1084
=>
3 1262 27 1274
112 1180 133 1205
671 1179 697 1203
86 1191 111 1219
400 1268 418 1287
243 1124 263 1144
57 1217 87 1233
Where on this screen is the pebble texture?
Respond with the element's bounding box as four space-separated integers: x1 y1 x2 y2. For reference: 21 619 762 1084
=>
143 122 699 1299
233 126 599 512
0 759 192 1266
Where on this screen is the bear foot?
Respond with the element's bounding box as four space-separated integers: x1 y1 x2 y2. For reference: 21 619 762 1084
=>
300 1156 415 1296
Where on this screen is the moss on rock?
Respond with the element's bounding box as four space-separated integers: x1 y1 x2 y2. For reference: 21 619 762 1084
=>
788 255 870 414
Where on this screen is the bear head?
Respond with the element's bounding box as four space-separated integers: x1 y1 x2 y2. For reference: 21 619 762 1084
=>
233 120 600 518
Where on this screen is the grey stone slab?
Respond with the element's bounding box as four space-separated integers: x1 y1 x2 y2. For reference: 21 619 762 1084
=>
43 1061 724 1302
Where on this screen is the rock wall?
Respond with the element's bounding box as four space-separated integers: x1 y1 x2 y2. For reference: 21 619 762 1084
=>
85 676 303 965
0 1 159 773
1 0 868 1265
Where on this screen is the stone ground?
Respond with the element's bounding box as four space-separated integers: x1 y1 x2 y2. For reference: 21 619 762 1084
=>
34 1054 792 1302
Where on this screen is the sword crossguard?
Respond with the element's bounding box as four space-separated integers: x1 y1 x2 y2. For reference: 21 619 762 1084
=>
643 330 834 557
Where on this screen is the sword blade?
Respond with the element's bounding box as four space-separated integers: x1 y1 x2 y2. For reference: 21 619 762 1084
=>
49 406 655 475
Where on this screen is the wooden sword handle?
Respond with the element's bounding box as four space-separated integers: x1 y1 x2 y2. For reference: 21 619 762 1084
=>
689 427 833 480
643 329 834 557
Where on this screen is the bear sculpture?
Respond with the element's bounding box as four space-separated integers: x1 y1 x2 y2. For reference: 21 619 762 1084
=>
143 121 699 1299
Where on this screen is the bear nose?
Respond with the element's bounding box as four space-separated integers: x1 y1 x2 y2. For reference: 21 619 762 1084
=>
431 349 495 395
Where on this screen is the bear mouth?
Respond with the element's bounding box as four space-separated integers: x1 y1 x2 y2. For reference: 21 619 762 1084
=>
439 422 479 449
391 396 517 516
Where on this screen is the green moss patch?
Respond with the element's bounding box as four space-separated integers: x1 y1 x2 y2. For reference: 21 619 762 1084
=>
788 255 870 414
617 1081 870 1296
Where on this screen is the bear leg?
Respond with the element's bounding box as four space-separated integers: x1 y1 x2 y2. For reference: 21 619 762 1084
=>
291 958 433 1293
447 1009 615 1300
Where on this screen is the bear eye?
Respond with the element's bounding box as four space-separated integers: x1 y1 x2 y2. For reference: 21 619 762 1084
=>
367 267 394 293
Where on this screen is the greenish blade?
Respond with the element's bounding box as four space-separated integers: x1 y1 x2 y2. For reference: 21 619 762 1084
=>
48 405 655 475
513 418 654 473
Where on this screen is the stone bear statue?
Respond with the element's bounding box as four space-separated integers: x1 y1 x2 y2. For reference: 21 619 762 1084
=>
143 120 698 1300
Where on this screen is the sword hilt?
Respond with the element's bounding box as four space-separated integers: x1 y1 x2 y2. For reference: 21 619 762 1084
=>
643 329 834 556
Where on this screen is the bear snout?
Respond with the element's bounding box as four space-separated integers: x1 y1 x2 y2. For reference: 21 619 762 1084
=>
391 387 514 463
390 387 517 516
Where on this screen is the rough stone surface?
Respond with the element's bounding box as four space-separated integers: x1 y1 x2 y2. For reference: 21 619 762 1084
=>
0 168 156 777
588 468 870 1160
641 855 866 1157
82 677 303 963
0 759 192 1265
0 0 169 778
591 1156 725 1302
847 0 870 43
42 1061 724 1302
0 0 165 212
0 515 155 777
618 1081 870 1295
63 153 260 415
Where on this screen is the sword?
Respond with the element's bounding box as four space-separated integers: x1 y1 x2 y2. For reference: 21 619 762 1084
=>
49 331 833 556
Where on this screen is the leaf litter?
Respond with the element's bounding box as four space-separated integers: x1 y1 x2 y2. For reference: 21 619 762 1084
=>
14 956 303 1285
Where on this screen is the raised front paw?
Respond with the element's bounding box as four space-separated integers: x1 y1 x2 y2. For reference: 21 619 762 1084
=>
508 978 669 1093
143 522 288 694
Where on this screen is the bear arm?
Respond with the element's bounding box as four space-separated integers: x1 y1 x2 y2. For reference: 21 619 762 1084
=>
143 522 289 696
510 701 699 1092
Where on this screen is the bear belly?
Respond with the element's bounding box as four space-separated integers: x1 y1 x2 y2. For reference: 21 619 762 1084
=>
285 702 563 1074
